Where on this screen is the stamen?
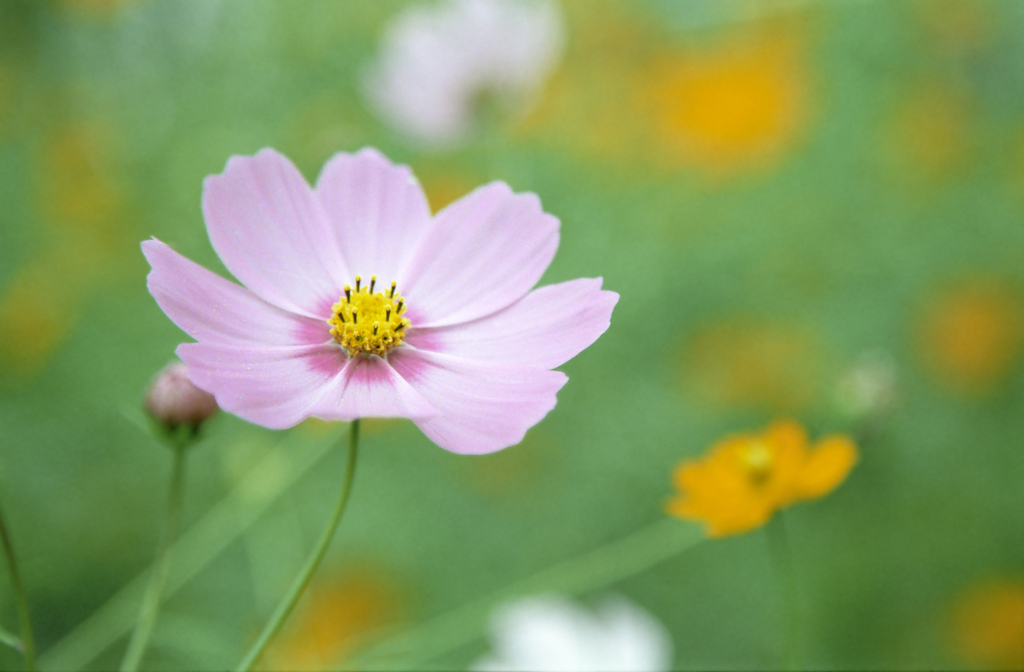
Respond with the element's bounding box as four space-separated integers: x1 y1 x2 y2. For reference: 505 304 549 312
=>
327 277 411 358
742 443 773 486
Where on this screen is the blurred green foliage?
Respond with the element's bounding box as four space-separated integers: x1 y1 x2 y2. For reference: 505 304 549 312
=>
1 0 1023 670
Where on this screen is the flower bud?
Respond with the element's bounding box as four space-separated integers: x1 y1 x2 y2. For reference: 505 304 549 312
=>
144 362 218 430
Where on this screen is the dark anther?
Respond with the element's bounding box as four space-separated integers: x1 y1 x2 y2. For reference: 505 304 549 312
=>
352 309 358 323
385 307 391 320
344 287 351 302
373 323 379 335
390 281 397 298
370 277 377 293
355 276 361 291
396 300 404 314
337 311 346 322
395 323 405 331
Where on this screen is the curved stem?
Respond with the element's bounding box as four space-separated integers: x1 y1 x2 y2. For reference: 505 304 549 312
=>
767 512 800 671
348 518 703 668
235 419 361 672
120 446 189 672
0 501 35 671
0 624 23 656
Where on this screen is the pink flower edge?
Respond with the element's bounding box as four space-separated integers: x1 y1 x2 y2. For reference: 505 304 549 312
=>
144 148 618 454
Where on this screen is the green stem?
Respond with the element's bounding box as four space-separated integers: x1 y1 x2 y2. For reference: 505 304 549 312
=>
0 624 23 656
234 419 361 672
39 428 337 671
349 517 703 668
0 502 34 671
120 445 189 672
766 512 800 672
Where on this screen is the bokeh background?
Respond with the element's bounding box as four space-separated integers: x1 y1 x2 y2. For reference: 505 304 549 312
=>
1 0 1023 669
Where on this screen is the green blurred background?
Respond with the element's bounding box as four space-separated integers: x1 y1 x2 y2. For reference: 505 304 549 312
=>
1 0 1023 669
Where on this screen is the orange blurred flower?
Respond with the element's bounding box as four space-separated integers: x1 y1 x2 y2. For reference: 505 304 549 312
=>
667 420 857 537
916 280 1024 395
949 579 1024 671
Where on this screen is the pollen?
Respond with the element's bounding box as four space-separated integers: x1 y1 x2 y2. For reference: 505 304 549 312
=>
740 441 773 484
328 276 411 358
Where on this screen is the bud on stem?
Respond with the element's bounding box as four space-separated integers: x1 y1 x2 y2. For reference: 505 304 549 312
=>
144 362 218 441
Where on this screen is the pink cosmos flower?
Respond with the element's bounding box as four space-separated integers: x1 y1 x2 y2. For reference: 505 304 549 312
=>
143 148 617 454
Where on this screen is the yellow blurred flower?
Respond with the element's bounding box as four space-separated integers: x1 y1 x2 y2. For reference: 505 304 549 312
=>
261 569 401 671
0 63 11 134
0 257 78 374
54 0 136 18
643 31 809 177
678 319 820 413
450 429 561 500
667 420 857 537
0 121 132 377
949 579 1024 670
510 0 649 164
914 0 996 55
419 171 479 214
40 123 125 231
884 84 975 183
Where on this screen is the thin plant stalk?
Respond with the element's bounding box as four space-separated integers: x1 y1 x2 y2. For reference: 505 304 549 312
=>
235 419 361 672
120 445 189 672
766 512 800 672
0 502 35 671
348 517 703 669
0 624 23 656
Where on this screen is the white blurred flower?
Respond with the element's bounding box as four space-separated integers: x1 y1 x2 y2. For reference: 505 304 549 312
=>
471 594 673 672
363 0 564 148
834 350 898 424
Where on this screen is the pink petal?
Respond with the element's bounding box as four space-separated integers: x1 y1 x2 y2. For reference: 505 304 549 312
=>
407 278 618 369
177 342 348 430
400 182 559 328
143 239 330 347
202 149 350 317
389 348 567 454
309 355 438 421
315 148 433 285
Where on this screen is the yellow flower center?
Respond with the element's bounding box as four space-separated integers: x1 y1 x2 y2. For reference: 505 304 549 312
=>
327 276 411 358
740 441 774 485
